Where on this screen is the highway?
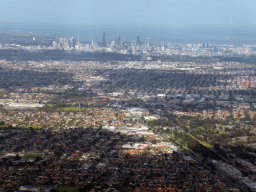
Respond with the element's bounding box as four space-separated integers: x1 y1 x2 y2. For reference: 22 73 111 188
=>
150 125 249 192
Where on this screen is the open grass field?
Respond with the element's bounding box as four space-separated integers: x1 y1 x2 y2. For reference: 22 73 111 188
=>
26 153 45 159
145 119 155 122
188 133 213 148
0 125 43 129
0 125 9 128
23 125 43 129
58 107 86 111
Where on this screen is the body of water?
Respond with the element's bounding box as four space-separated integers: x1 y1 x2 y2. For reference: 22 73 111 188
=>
1 24 256 46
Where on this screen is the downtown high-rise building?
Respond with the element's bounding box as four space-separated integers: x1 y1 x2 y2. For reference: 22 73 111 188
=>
118 36 121 45
137 36 140 45
102 32 106 47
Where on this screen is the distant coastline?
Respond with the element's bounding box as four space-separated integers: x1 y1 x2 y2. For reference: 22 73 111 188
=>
0 23 256 46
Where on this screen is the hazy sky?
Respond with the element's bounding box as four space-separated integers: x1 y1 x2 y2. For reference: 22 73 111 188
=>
0 0 256 28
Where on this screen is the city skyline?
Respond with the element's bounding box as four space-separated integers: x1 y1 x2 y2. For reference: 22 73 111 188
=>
0 0 256 46
1 1 256 192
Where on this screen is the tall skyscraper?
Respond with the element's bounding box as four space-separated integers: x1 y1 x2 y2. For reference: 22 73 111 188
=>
102 32 106 47
77 36 80 45
75 36 80 50
161 42 165 51
111 41 115 50
69 37 74 49
118 36 121 45
137 36 140 45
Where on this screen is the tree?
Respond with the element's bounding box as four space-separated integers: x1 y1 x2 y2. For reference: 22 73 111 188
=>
2 157 7 163
14 154 21 160
247 137 252 144
80 183 93 191
35 156 42 162
244 110 251 121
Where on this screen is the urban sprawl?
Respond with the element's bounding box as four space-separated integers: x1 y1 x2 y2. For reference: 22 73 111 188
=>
1 32 256 191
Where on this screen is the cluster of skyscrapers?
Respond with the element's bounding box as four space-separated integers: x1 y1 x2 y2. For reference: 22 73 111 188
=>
51 32 149 52
52 36 81 50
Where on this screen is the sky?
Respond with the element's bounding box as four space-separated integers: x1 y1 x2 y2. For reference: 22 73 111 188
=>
0 0 256 28
1 0 256 45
